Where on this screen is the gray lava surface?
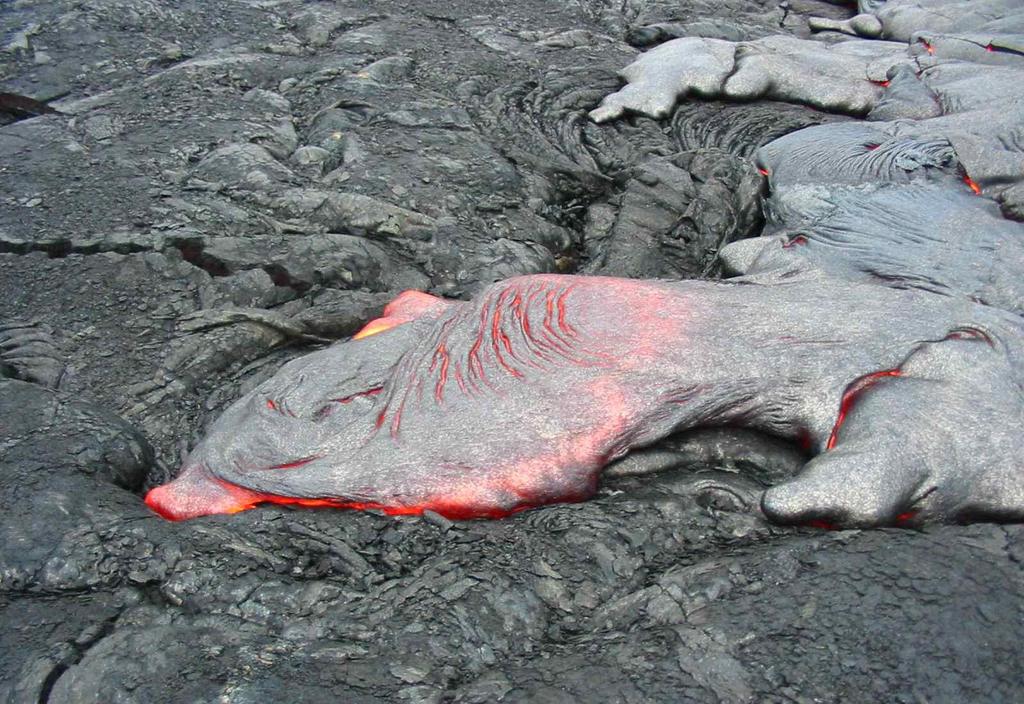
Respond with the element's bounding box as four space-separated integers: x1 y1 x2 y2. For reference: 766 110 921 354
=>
2 1 1023 702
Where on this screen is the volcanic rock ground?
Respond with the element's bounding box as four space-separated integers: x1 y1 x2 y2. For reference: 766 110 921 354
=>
1 1 1022 702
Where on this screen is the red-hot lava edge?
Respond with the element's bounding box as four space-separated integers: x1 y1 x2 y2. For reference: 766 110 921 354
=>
143 468 594 521
144 478 540 521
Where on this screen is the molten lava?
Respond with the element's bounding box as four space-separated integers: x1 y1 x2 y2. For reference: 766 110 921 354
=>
146 274 1024 530
826 369 902 451
353 290 451 340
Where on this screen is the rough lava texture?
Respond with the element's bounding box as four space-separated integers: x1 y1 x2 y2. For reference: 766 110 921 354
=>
4 0 1024 701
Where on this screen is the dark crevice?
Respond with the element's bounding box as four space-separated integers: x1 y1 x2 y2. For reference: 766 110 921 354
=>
37 612 120 704
494 146 614 275
37 663 68 704
0 92 62 126
0 237 151 258
0 235 314 293
173 239 230 277
172 240 313 292
0 234 284 287
985 43 1024 58
262 263 311 292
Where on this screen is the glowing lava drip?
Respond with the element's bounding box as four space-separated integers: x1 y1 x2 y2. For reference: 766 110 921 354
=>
144 477 545 521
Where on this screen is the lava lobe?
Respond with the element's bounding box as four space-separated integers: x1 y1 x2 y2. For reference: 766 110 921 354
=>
147 273 1024 527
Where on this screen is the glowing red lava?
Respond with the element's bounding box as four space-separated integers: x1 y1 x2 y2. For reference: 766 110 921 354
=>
826 369 902 450
353 318 399 339
144 472 565 521
269 456 320 470
354 290 448 340
332 387 384 404
806 519 837 531
963 175 982 195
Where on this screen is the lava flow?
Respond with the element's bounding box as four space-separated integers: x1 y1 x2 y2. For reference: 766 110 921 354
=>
146 273 1024 528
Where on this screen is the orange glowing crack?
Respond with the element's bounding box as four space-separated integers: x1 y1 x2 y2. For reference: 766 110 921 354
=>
826 369 902 450
542 290 576 358
824 329 993 453
269 455 320 470
509 285 545 370
467 303 496 389
556 287 577 336
491 289 523 377
353 318 400 340
962 174 982 195
390 397 407 437
946 326 993 346
453 361 469 394
519 284 554 363
434 344 450 401
265 398 295 416
332 387 384 404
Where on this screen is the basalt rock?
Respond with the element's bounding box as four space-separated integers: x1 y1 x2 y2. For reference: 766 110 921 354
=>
5 0 1024 701
0 319 65 388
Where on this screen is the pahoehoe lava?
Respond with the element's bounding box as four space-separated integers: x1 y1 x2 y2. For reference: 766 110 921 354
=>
5 0 1024 702
150 0 1024 530
149 272 1024 527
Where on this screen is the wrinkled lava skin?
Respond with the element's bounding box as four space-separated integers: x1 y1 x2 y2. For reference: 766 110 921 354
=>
147 273 1024 527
